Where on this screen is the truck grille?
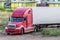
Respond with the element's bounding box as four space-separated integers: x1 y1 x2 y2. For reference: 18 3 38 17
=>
8 24 16 28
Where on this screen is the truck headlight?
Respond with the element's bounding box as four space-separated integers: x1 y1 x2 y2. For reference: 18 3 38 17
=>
5 27 8 29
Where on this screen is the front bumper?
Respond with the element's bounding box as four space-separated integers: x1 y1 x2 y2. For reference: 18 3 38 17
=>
5 29 21 34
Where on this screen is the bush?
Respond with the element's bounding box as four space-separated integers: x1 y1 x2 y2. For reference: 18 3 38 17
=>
0 10 12 30
0 26 4 30
0 23 6 30
42 28 60 36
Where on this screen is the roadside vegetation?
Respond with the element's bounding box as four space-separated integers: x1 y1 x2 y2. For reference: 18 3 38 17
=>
0 10 12 30
42 28 60 36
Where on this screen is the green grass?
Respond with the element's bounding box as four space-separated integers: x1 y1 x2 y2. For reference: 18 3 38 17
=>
0 2 4 9
0 10 12 30
42 28 60 36
0 26 4 30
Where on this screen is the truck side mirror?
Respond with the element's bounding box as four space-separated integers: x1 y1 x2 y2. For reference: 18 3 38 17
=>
9 17 10 21
24 18 27 21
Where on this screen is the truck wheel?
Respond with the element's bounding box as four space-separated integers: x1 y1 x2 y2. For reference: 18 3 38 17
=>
7 33 10 35
34 27 39 32
21 28 24 35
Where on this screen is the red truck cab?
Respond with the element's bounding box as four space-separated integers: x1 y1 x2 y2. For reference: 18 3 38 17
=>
5 8 35 34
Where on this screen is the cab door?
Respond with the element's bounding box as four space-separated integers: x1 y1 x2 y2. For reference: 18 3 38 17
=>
26 10 34 32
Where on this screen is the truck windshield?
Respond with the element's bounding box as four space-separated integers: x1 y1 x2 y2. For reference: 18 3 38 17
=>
10 17 24 22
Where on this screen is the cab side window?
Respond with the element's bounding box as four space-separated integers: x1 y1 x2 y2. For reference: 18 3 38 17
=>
28 10 31 14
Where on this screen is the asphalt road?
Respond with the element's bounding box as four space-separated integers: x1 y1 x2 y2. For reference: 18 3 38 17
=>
0 30 60 40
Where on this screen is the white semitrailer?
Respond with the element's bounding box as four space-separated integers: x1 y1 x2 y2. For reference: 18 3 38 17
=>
32 7 60 29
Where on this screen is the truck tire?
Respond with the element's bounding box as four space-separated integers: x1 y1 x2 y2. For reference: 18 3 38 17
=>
21 28 24 35
34 26 39 32
7 33 10 35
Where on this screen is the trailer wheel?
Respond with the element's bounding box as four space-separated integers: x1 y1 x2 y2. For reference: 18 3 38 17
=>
21 28 24 35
